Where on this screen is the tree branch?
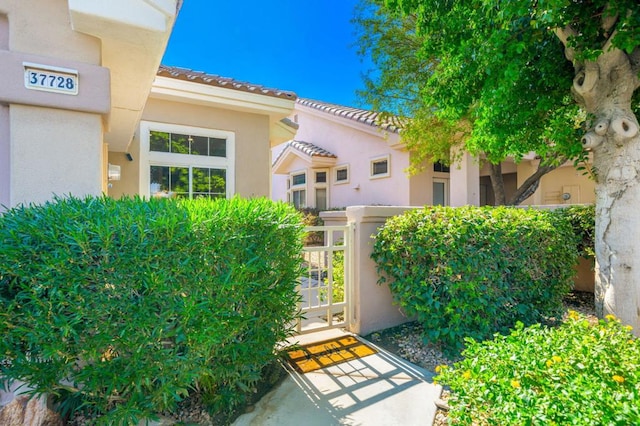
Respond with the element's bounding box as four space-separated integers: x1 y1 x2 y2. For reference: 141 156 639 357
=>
507 159 564 206
553 25 578 65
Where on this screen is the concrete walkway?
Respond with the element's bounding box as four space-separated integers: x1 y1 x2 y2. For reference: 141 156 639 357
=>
232 329 442 426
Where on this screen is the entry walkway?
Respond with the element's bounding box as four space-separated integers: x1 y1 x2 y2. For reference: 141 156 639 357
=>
232 329 442 426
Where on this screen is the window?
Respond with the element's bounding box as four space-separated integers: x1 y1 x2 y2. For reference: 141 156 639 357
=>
370 155 390 179
433 161 450 173
334 165 349 184
315 188 327 210
313 169 329 210
150 131 226 157
141 122 235 199
150 166 226 199
289 171 307 209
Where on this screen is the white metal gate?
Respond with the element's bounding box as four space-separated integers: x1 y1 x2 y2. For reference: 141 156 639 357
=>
296 224 354 334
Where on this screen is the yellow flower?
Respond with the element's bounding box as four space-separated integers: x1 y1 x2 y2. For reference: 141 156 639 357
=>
462 370 472 380
613 375 625 384
624 325 633 332
435 365 446 373
511 380 521 389
567 310 580 321
546 359 553 368
552 356 562 363
605 314 617 322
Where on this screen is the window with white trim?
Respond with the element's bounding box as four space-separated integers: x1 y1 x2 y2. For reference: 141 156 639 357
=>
370 155 390 179
334 165 349 184
314 169 328 210
140 122 235 199
288 171 307 209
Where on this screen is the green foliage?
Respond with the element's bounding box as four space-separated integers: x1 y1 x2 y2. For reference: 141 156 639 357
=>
299 208 324 246
436 312 640 425
0 196 303 424
558 205 595 258
356 0 587 169
371 206 578 355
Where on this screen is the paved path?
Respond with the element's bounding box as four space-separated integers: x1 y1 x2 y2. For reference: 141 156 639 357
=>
233 329 442 426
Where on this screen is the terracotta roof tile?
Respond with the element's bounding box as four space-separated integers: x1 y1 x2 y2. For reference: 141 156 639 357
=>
297 98 405 133
157 65 297 101
273 140 336 166
288 140 336 158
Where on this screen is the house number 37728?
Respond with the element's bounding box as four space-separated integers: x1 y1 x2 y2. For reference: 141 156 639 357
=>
29 72 75 90
23 63 79 95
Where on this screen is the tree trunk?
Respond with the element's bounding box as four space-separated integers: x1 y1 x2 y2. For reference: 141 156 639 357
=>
488 163 506 205
557 27 640 331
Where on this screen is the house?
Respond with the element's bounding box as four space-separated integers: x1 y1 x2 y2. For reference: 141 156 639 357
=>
272 98 451 208
0 1 297 210
107 66 297 200
272 98 595 208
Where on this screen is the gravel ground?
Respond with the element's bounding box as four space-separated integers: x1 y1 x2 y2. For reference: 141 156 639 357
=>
364 291 598 426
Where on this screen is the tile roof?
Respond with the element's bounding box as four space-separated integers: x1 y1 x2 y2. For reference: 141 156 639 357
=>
157 65 297 101
287 140 336 158
273 140 337 166
297 98 405 133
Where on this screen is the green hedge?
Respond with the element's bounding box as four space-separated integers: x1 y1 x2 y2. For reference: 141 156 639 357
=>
558 204 595 258
436 313 640 425
371 206 578 354
0 196 303 424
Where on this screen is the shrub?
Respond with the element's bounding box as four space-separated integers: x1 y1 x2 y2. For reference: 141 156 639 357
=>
436 313 640 425
299 208 324 246
558 204 595 258
371 206 578 354
0 196 303 424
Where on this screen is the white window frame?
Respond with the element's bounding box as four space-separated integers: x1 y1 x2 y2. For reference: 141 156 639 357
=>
313 168 329 210
370 155 391 179
288 169 307 209
333 164 350 185
139 121 235 198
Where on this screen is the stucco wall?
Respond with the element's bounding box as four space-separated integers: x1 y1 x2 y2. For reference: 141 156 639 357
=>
0 0 101 63
9 105 103 206
518 161 596 205
276 109 413 208
110 98 272 199
0 1 109 208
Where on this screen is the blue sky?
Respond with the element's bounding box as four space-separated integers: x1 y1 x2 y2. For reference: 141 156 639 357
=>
162 0 371 108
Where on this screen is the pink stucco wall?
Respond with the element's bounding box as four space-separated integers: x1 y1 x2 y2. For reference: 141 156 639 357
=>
273 105 421 208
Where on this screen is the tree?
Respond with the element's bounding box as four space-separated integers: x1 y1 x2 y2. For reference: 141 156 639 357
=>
355 0 588 205
376 0 640 329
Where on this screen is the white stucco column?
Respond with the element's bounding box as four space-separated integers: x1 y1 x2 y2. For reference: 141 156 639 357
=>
450 152 480 206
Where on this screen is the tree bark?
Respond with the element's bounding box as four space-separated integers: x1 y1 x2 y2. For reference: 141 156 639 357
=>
557 24 640 331
488 163 506 205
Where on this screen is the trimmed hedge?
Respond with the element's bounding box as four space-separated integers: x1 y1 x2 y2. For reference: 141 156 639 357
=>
371 206 578 354
436 313 640 425
0 196 303 424
559 204 595 258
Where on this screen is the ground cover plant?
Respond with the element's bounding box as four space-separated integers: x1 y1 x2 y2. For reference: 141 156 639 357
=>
0 195 304 424
436 312 640 425
371 206 579 355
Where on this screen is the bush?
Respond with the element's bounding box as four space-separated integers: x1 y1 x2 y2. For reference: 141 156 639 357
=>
558 204 595 258
371 206 578 354
436 313 640 425
0 196 304 424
